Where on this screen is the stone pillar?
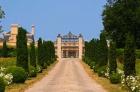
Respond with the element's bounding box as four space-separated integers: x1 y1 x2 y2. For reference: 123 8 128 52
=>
79 35 83 60
66 50 69 58
57 35 62 61
76 50 78 58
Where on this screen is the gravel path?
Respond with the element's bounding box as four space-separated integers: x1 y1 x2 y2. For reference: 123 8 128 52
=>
25 58 107 92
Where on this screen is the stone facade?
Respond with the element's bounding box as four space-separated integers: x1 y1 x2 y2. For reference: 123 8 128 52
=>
54 32 85 60
0 24 35 47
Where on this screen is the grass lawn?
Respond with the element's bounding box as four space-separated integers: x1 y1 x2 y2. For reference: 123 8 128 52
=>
117 59 140 76
136 59 140 76
0 57 16 67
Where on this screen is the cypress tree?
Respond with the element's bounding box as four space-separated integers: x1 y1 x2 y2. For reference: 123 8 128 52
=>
49 41 55 62
46 41 52 65
2 40 8 57
45 41 55 65
37 38 44 67
16 27 29 72
84 41 89 58
109 41 117 74
93 39 100 64
30 40 36 67
98 32 108 67
42 41 48 68
124 33 136 76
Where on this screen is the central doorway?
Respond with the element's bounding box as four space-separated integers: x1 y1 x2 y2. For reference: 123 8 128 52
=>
62 50 79 58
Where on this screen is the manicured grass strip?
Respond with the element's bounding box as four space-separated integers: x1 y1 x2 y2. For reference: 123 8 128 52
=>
0 58 16 67
117 59 140 76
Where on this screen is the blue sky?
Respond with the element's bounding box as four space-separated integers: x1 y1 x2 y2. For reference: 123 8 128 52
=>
0 0 106 41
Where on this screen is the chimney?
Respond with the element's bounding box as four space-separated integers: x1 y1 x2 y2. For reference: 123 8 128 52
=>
31 25 35 35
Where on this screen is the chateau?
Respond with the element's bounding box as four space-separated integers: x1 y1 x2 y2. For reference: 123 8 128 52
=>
0 24 35 47
54 32 85 60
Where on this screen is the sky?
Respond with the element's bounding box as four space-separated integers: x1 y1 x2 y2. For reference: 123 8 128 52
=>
0 0 106 41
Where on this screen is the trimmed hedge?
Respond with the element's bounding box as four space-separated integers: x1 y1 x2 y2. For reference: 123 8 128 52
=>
6 66 27 83
0 77 6 92
110 72 121 84
97 66 107 77
29 66 37 77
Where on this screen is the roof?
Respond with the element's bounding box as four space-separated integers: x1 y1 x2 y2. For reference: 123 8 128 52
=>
4 31 32 35
62 32 78 39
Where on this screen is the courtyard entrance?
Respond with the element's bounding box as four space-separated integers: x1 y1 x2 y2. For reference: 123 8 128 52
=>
62 50 79 58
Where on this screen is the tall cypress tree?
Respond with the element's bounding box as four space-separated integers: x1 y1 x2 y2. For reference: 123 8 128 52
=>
42 41 48 68
124 33 136 76
109 41 117 74
30 40 36 67
16 27 29 72
2 40 8 57
46 41 52 65
44 41 55 65
37 38 44 67
0 6 5 33
98 32 108 67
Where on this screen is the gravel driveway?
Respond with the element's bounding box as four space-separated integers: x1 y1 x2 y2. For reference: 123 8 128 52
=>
25 58 107 92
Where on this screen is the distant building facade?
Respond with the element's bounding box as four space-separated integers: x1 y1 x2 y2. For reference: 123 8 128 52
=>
0 24 35 47
54 32 85 60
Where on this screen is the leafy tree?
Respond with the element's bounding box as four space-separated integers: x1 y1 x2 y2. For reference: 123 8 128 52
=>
109 41 117 74
2 40 8 57
103 0 140 48
124 33 136 76
0 6 5 33
16 27 29 72
30 40 36 67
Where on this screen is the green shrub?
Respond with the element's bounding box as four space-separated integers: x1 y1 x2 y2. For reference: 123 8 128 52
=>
93 65 98 73
89 62 95 69
43 62 48 69
136 50 140 59
29 66 37 77
116 49 124 63
110 72 121 84
0 77 6 92
36 65 42 73
8 48 16 57
97 66 106 77
6 66 27 83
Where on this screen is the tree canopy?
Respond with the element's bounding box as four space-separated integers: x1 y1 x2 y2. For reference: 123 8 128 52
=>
0 6 5 33
103 0 140 48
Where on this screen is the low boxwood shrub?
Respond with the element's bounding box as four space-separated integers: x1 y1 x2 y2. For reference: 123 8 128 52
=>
0 77 6 92
97 66 106 77
43 63 48 69
89 62 95 69
6 66 27 83
110 72 121 84
36 65 42 73
29 66 37 77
